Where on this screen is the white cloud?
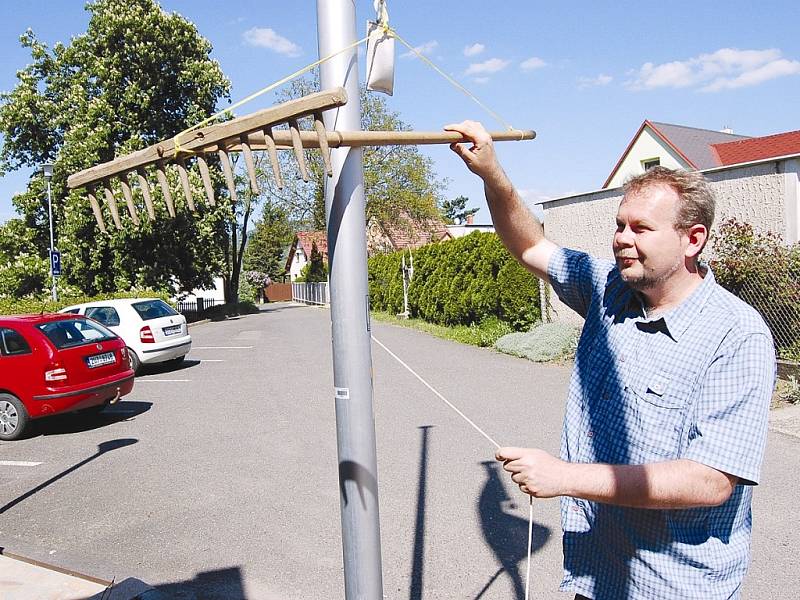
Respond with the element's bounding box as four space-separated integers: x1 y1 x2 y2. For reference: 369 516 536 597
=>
465 58 510 76
520 56 546 71
242 27 302 57
463 43 485 57
628 48 800 92
473 77 490 85
578 73 613 89
401 40 438 59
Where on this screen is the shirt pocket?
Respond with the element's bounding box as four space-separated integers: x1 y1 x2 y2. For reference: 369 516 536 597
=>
626 372 686 460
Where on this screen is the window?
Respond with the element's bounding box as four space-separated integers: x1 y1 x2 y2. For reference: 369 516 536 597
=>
642 158 660 171
131 299 178 321
0 328 32 356
37 318 116 349
86 306 121 327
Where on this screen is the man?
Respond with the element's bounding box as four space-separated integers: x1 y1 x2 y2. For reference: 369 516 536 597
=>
446 121 776 599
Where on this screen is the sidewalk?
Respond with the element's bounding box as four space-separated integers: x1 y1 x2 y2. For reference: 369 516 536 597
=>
769 401 800 439
0 550 165 600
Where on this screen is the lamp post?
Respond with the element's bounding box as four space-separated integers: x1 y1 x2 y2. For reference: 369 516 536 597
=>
42 163 57 301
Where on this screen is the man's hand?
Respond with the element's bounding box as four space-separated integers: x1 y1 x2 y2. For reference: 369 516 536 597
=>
496 447 571 498
444 120 503 183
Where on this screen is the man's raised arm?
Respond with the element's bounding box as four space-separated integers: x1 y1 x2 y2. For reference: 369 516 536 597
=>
445 120 558 282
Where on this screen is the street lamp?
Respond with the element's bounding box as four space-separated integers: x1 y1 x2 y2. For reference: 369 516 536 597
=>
42 163 57 301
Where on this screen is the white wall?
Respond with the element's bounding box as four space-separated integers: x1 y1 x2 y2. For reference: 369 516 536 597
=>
541 159 795 324
289 248 307 282
606 126 690 188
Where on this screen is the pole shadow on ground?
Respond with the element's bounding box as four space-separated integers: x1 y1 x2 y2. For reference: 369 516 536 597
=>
0 438 138 515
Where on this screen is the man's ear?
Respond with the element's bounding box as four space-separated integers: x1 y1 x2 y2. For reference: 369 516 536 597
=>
684 223 708 259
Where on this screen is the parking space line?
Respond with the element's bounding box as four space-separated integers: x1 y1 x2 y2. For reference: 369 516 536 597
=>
191 346 254 349
0 461 42 467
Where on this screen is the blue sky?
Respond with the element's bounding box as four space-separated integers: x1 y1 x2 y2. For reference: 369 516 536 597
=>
2 0 799 225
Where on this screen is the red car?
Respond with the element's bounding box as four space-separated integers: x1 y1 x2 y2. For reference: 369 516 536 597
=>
0 314 135 441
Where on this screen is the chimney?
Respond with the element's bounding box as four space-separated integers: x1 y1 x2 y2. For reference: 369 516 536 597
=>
721 126 734 134
465 214 474 225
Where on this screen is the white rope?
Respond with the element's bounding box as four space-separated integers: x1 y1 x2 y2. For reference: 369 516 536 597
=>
371 334 534 599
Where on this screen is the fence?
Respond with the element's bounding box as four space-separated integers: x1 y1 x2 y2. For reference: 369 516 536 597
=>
176 297 223 319
292 282 329 306
724 261 800 363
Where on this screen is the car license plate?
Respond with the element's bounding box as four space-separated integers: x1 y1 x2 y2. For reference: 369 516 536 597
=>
86 351 116 368
163 325 182 336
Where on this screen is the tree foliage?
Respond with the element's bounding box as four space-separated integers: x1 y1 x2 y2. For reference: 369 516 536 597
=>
262 75 445 234
242 202 295 282
440 195 479 225
296 242 328 283
0 0 231 297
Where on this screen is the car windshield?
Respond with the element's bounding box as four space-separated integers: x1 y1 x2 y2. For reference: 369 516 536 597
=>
37 318 117 349
131 299 178 321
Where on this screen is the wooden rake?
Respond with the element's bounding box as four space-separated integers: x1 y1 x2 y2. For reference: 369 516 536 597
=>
67 87 535 232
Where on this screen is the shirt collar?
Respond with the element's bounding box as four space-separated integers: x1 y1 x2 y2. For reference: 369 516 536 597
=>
634 265 716 342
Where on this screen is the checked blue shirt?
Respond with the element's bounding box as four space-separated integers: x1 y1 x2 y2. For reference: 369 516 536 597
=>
548 248 776 600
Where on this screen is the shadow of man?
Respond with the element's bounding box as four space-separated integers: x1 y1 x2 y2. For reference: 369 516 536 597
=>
475 461 551 600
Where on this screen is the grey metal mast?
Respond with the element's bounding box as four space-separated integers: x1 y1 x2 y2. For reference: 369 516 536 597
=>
316 1 384 598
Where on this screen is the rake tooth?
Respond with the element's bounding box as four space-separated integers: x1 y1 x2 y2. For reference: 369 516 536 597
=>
119 173 140 226
102 180 122 230
136 168 156 220
262 127 283 189
289 119 309 182
86 185 107 233
175 158 196 212
217 149 238 204
156 161 176 218
196 154 216 206
240 134 259 194
314 112 333 177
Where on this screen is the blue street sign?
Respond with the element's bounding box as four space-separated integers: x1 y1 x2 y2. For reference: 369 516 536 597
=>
50 250 62 276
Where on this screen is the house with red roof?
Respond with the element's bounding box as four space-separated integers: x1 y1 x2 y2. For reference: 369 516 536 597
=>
535 120 800 325
366 213 452 255
285 231 328 282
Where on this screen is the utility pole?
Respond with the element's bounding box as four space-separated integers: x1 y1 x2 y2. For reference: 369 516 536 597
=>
316 2 384 599
42 163 57 301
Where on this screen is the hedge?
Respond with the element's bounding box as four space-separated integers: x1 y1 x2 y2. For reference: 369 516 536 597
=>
368 232 541 330
0 290 171 316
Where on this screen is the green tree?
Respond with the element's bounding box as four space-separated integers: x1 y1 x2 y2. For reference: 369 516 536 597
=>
262 75 445 234
243 202 295 282
440 195 479 225
297 242 328 283
0 0 231 297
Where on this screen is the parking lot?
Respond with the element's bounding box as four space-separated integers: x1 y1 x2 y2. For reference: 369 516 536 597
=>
1 302 798 599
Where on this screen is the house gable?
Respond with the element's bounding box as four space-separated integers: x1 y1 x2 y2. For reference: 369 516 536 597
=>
604 120 750 189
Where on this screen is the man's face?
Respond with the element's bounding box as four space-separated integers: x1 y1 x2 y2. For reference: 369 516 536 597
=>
613 184 687 290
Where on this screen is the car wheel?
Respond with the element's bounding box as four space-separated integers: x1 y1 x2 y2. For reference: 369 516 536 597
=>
0 393 30 441
128 348 141 374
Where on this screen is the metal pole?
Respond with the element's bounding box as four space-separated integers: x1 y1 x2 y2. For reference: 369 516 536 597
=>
317 2 384 598
46 178 57 301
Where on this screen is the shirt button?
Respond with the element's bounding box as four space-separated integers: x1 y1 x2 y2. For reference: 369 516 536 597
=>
619 354 626 362
587 431 594 437
602 392 609 400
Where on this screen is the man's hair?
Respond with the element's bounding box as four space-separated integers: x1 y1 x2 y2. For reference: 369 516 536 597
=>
623 166 716 233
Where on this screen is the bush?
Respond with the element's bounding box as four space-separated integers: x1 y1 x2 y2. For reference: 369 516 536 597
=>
710 219 800 361
0 290 171 316
495 322 580 362
368 232 541 330
201 301 260 321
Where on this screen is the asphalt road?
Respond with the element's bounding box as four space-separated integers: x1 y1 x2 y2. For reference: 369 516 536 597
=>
0 303 797 599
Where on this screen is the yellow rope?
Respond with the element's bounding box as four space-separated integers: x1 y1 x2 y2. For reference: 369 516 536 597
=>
172 34 370 157
386 26 515 131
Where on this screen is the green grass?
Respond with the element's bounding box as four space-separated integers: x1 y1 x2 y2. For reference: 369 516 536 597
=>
370 311 512 348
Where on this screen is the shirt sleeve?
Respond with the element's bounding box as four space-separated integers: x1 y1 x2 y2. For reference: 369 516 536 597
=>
547 247 615 319
683 332 776 485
